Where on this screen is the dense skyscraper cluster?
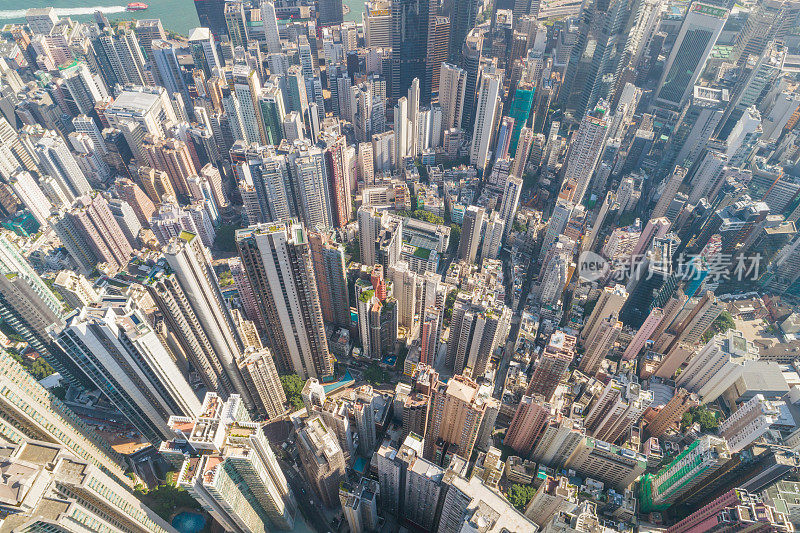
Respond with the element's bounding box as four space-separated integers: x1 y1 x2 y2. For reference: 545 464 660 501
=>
0 0 799 531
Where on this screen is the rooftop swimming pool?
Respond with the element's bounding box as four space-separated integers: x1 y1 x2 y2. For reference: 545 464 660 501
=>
322 370 354 394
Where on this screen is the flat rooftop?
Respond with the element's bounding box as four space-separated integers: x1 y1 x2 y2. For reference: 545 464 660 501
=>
107 91 161 114
446 378 478 403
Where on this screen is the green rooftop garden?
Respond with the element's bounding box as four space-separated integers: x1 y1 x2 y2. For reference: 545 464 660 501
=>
359 289 375 303
412 247 432 260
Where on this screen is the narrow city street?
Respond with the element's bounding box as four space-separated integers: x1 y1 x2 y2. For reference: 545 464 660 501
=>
278 458 333 533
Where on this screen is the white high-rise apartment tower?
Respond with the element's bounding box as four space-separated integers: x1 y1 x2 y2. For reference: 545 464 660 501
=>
457 205 485 264
9 170 53 225
0 439 177 532
561 104 609 205
540 198 574 253
55 298 202 444
164 393 297 530
236 220 334 380
292 142 334 230
162 232 255 410
580 284 628 344
675 329 759 403
239 347 288 420
407 78 421 158
439 63 467 132
261 1 282 53
233 65 267 145
470 70 503 174
0 349 131 488
499 176 523 240
35 132 92 200
394 96 410 167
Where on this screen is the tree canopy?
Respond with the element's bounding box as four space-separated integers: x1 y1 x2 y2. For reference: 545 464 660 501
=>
10 352 54 381
135 474 201 521
701 311 736 343
507 484 537 512
444 289 458 325
345 238 361 263
363 364 386 385
398 209 445 226
681 406 719 431
280 374 305 410
448 224 461 254
218 269 233 287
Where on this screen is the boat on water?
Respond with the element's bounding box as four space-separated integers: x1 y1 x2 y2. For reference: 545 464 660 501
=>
126 2 149 11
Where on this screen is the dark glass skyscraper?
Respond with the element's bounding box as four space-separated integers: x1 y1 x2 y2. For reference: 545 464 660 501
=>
318 0 344 26
391 0 430 100
654 2 728 110
560 0 630 121
443 0 480 63
460 29 483 133
193 0 229 38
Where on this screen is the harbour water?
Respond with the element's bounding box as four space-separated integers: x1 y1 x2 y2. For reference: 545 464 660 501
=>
0 0 365 36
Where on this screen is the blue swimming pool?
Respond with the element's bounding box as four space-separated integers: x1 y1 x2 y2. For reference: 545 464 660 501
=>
322 370 354 394
171 511 206 533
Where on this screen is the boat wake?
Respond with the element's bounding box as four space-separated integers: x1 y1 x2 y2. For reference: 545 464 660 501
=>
0 6 127 20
